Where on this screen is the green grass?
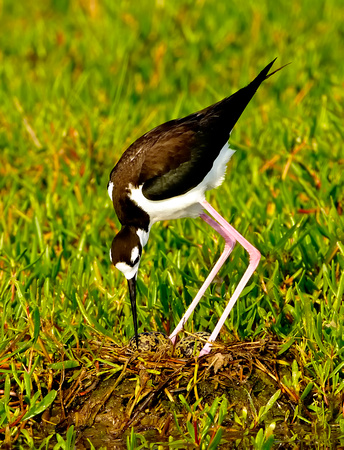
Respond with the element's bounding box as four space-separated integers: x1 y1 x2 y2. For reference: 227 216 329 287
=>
1 0 344 447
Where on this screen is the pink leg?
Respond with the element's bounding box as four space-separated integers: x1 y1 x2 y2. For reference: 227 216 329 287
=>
198 199 261 357
169 212 236 344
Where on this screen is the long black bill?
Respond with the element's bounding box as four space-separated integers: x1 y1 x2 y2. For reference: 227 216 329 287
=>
127 277 139 349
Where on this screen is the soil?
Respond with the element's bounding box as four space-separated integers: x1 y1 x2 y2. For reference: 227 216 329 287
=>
28 335 342 449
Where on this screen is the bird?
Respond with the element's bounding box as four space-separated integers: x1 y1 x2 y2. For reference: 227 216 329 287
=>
108 58 283 357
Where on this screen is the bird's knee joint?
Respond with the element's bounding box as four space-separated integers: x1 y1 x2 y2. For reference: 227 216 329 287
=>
250 249 261 268
225 239 235 251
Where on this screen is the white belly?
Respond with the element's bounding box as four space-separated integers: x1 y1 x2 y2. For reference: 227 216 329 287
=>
129 142 235 224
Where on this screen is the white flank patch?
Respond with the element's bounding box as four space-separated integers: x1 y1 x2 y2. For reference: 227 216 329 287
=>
107 181 114 201
203 142 235 190
129 142 235 224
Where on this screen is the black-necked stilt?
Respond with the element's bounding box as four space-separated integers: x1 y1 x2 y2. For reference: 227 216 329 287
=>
108 59 283 357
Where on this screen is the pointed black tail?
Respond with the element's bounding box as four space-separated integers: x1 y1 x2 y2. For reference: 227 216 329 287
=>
251 58 278 86
210 58 287 134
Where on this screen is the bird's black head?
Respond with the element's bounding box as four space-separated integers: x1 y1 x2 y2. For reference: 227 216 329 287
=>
110 225 149 348
110 226 143 279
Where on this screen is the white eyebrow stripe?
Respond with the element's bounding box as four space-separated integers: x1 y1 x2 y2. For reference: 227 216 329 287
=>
131 246 139 263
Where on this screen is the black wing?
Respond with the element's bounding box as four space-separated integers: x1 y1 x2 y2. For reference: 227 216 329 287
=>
140 59 277 201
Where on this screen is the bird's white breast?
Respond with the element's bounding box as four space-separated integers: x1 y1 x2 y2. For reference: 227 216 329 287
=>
129 142 235 224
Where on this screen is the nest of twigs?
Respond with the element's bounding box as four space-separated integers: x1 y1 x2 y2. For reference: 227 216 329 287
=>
31 335 308 448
